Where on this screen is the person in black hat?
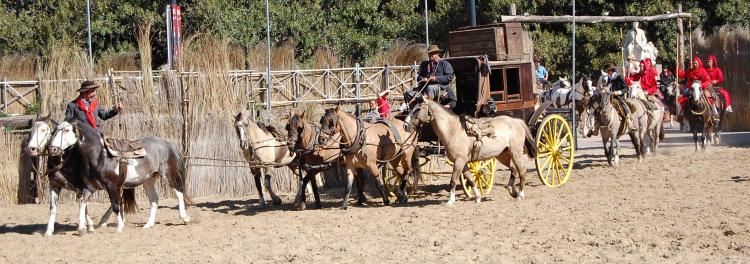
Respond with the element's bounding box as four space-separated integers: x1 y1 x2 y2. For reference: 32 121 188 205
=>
64 80 122 131
603 62 635 131
401 44 456 111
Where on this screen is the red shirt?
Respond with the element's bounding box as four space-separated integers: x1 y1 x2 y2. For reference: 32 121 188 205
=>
629 59 658 95
705 55 724 85
375 97 390 118
679 57 712 90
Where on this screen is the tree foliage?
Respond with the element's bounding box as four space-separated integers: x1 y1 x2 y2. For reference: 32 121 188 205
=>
1 0 749 76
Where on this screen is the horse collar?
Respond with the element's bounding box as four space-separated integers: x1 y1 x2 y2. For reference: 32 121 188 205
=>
342 118 366 155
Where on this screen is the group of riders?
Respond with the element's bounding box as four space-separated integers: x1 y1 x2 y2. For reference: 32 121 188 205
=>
534 54 733 136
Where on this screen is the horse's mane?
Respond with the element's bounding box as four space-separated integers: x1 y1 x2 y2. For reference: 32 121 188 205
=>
70 119 101 139
425 99 458 118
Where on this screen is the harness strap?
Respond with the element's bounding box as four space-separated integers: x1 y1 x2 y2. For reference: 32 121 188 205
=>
342 118 366 155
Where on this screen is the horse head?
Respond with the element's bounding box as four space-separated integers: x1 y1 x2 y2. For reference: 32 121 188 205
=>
555 77 571 90
411 99 435 127
691 81 702 103
285 111 306 152
319 106 342 143
234 111 252 150
27 114 57 157
48 121 79 157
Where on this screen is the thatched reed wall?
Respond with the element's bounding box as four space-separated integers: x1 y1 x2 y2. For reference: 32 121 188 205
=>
693 27 750 131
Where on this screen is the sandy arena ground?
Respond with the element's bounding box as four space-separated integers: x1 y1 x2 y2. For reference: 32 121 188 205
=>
1 129 749 263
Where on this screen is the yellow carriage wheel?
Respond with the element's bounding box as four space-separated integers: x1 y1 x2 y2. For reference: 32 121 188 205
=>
535 114 575 187
383 164 417 197
460 158 497 198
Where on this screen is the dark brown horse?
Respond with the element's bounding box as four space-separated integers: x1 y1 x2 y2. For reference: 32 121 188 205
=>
684 82 725 151
26 115 114 236
48 119 192 233
285 111 343 210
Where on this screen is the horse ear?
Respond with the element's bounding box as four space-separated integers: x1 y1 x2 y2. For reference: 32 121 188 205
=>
300 110 306 120
235 112 243 121
335 104 340 112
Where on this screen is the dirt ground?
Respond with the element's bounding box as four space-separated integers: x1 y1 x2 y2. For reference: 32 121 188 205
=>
1 129 749 263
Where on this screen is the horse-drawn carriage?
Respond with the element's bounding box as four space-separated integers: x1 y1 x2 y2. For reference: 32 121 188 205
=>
382 23 576 198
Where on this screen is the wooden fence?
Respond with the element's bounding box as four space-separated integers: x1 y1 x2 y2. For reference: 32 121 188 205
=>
0 64 418 205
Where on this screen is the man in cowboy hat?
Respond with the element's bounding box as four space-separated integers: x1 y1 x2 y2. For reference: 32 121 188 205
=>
604 63 635 130
64 80 122 131
417 44 454 100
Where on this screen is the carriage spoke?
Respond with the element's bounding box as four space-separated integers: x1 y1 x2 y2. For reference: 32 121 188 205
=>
537 151 552 158
554 159 565 185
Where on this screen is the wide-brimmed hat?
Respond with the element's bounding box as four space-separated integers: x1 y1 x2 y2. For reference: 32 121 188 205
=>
378 89 392 97
76 80 100 93
426 45 443 54
602 63 617 72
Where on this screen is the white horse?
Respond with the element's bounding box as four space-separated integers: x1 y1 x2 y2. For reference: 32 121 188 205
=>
540 77 572 108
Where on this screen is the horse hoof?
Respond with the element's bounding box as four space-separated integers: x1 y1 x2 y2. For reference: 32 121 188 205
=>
87 226 96 232
78 229 87 236
99 223 108 228
272 197 282 206
294 203 306 211
143 224 154 229
444 201 455 207
340 205 349 210
44 231 53 237
181 216 192 224
475 197 482 204
517 191 525 201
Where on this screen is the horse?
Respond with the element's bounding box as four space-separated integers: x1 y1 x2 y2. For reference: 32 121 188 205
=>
26 115 113 235
588 91 647 166
683 82 725 151
659 80 679 128
48 119 192 233
409 98 537 205
319 106 418 209
285 111 343 210
539 77 573 108
234 111 297 208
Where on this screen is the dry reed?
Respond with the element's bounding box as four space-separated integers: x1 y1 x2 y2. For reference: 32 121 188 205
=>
369 40 426 66
693 26 750 131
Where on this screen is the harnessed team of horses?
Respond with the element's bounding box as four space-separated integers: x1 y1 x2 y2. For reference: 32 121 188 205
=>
24 71 724 235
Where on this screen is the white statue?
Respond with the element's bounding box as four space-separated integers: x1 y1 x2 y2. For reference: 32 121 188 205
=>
624 21 659 74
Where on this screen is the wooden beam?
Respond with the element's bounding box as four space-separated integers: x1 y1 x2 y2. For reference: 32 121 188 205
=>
501 13 692 24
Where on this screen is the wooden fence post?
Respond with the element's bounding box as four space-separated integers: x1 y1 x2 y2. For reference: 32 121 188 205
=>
293 71 300 107
382 63 390 93
1 77 7 112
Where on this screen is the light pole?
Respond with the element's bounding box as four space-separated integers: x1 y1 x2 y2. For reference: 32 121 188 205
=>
571 0 577 149
86 0 93 66
424 0 429 46
265 0 272 110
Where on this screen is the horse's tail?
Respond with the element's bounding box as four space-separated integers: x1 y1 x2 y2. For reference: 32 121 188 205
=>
123 189 138 214
522 122 537 159
174 146 195 206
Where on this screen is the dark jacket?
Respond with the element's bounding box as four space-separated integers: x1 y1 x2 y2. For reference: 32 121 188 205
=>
440 86 457 109
418 60 455 87
65 99 119 130
608 74 630 96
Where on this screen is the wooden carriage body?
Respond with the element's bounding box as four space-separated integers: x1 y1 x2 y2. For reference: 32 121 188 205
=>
447 23 536 121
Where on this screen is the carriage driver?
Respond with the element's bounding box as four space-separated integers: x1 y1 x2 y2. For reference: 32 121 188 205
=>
65 80 122 132
401 45 456 111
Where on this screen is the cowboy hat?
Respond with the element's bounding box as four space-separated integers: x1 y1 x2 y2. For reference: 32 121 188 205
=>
378 89 392 97
602 63 617 72
76 80 100 93
426 45 443 54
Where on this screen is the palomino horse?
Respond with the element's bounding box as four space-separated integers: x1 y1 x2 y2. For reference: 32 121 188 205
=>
588 91 647 166
319 106 418 209
285 111 343 210
27 115 113 235
410 98 537 205
234 111 297 207
684 82 725 151
48 120 192 233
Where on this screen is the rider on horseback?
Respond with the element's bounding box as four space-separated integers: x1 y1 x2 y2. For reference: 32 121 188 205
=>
705 55 733 113
678 56 715 115
603 63 637 131
65 80 122 132
629 58 661 111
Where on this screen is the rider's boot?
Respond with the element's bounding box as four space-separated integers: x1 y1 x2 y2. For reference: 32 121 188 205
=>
726 105 734 113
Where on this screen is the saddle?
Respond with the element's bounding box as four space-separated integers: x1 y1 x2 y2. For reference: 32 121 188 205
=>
460 115 496 160
104 137 146 159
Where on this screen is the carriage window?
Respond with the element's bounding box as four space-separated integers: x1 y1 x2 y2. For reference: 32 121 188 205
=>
506 68 521 100
490 69 505 101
